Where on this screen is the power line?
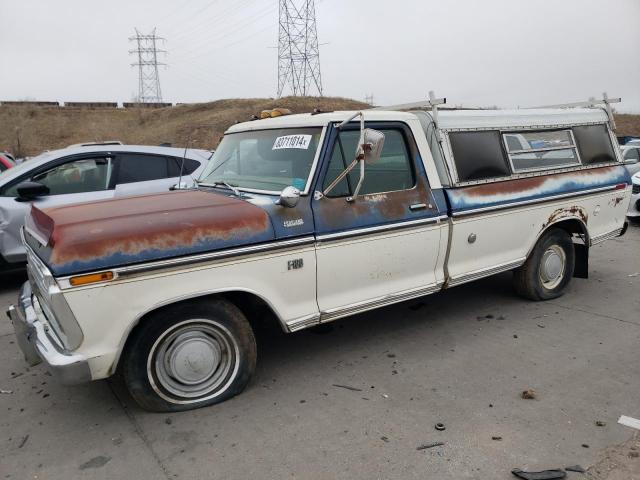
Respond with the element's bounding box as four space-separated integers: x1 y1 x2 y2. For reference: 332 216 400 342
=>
167 0 258 44
277 0 323 97
172 2 276 60
129 28 167 103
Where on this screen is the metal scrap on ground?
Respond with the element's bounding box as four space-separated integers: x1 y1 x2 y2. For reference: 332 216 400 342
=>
618 415 640 430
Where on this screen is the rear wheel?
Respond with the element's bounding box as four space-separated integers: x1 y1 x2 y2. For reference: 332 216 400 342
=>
513 228 575 301
122 298 256 412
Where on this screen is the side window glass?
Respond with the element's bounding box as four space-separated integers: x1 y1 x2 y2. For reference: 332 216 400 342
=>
323 129 415 197
573 124 617 164
449 131 511 181
31 157 113 195
624 148 640 162
116 154 168 184
323 131 359 197
503 130 580 172
167 157 200 176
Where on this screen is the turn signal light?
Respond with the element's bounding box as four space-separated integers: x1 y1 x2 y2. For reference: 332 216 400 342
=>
69 271 114 286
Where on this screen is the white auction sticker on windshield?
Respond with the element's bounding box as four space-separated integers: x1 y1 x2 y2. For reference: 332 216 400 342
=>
272 134 312 150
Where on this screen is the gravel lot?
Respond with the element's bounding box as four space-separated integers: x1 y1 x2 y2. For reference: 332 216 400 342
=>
1 224 639 480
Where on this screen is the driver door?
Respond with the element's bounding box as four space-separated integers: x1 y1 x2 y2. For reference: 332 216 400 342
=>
312 122 444 320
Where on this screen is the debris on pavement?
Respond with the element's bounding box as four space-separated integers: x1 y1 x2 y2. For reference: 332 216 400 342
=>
628 272 639 277
165 417 173 425
595 420 606 427
416 441 444 450
521 389 537 400
565 465 586 473
79 456 112 470
18 435 29 449
582 444 590 448
435 423 446 431
380 436 389 443
618 415 640 430
0 389 13 394
492 436 503 441
511 468 566 479
332 384 363 392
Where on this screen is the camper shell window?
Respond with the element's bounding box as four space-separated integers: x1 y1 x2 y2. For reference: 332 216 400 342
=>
573 124 617 164
448 130 510 182
503 129 581 172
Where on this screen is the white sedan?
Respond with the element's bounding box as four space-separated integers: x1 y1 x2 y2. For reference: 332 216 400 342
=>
628 171 640 219
0 143 211 272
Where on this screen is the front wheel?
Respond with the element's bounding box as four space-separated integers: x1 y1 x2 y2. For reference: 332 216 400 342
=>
513 228 575 301
122 298 257 412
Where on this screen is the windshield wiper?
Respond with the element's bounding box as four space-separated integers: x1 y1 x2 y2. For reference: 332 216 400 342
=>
199 180 242 198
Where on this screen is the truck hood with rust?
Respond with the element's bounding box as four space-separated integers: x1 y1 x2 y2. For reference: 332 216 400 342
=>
25 190 275 276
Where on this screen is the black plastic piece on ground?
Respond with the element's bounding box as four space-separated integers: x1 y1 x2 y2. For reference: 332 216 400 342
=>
565 465 586 473
511 468 566 479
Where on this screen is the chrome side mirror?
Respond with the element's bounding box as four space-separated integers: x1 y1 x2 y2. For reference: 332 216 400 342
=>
276 186 300 208
360 128 385 165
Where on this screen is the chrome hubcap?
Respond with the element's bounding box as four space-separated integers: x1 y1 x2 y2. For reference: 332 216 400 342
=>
167 332 221 385
539 245 566 289
149 320 239 401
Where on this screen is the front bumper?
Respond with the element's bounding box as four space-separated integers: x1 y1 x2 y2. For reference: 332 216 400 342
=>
6 281 91 385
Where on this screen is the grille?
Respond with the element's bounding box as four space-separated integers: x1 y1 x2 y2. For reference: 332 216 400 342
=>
633 184 640 194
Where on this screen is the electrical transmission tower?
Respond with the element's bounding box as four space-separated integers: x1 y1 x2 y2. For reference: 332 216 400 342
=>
277 0 323 97
129 28 166 103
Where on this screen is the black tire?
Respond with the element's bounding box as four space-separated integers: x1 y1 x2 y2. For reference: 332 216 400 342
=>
122 298 257 412
513 228 575 301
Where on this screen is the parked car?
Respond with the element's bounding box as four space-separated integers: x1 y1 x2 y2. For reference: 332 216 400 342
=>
627 171 640 219
8 106 631 411
621 144 640 177
0 143 210 272
0 153 15 172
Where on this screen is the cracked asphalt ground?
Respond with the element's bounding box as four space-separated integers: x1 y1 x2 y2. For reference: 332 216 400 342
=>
1 224 639 480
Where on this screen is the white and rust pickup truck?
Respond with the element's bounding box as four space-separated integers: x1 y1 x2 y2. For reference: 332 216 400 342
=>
8 103 631 411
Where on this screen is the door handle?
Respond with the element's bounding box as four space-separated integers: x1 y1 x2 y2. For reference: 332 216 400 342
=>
410 203 427 211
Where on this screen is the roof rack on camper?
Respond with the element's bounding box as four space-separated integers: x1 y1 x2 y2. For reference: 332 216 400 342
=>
528 92 621 131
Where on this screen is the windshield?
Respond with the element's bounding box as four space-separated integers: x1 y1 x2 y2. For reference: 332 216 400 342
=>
199 127 323 193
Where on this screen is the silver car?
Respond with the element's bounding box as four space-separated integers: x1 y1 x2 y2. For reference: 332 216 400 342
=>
622 144 640 177
0 143 211 272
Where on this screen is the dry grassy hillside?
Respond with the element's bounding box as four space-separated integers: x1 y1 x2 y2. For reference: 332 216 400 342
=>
1 99 638 157
0 97 367 157
614 114 640 138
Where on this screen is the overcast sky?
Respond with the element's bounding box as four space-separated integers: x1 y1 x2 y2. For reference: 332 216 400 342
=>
1 0 639 112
